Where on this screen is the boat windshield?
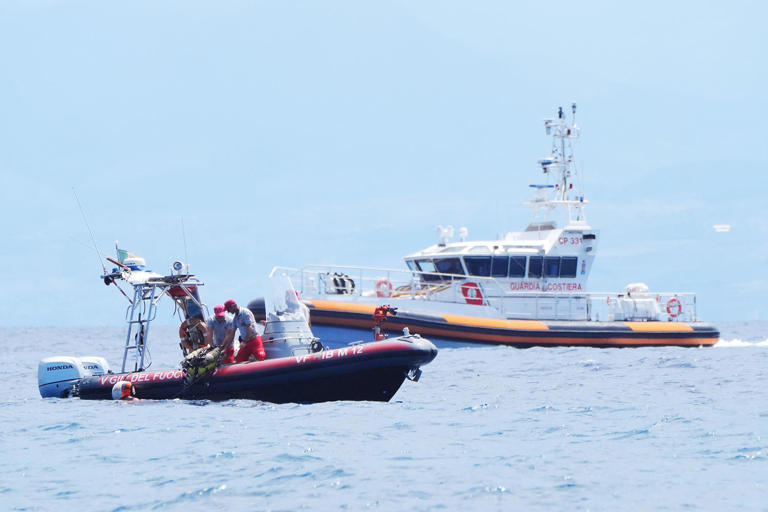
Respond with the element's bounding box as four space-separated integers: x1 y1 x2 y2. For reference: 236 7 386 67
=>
416 258 464 282
265 274 310 325
262 274 315 357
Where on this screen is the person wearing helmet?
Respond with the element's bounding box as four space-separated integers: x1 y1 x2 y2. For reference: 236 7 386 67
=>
224 299 266 362
111 380 137 400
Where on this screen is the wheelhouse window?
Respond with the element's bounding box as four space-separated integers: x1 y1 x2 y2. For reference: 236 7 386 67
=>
415 259 442 282
509 256 526 278
464 256 491 277
491 256 509 277
434 257 465 276
528 256 543 278
416 260 436 272
560 257 578 278
543 257 560 278
406 260 418 272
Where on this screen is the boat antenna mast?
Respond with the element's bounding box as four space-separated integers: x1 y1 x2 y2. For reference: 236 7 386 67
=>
530 103 587 225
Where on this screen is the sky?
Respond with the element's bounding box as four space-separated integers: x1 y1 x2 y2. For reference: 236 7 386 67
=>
1 0 766 326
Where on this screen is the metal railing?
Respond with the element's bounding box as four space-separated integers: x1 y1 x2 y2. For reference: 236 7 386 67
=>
270 265 699 322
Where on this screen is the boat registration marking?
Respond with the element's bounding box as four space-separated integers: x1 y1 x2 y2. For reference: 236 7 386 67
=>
98 370 184 386
295 345 364 364
558 236 582 245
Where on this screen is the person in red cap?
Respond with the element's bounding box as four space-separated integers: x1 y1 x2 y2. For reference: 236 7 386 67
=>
225 299 266 362
205 304 235 364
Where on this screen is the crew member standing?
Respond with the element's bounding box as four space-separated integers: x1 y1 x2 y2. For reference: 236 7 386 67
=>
205 304 235 364
224 299 266 362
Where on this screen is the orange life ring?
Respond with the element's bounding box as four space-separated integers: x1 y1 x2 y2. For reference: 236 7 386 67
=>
376 278 393 298
461 282 484 305
666 297 682 318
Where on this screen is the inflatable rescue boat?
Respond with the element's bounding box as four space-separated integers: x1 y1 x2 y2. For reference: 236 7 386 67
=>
38 254 437 402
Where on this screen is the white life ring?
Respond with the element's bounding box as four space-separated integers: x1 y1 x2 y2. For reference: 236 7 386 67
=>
376 278 393 298
666 297 682 318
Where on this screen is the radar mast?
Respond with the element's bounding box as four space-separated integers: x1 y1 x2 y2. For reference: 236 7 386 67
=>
528 103 587 228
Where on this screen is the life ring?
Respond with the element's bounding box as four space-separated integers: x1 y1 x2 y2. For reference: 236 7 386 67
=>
461 282 483 305
376 278 393 298
666 297 682 318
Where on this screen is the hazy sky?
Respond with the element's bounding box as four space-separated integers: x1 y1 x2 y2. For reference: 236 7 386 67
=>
1 0 766 326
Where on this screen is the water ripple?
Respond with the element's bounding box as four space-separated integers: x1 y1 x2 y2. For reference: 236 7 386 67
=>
6 325 768 511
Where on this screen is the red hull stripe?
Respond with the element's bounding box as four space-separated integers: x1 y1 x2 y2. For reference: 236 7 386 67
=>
95 340 416 387
218 339 408 377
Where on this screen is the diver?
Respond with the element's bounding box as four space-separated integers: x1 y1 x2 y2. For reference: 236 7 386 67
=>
179 314 208 354
111 381 139 401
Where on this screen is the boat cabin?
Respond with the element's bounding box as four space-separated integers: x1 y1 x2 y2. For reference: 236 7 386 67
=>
404 225 598 294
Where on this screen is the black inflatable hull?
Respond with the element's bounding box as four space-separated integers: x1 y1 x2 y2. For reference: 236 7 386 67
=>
77 336 437 403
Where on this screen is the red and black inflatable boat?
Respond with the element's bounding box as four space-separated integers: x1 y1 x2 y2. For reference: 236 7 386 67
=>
38 256 438 403
76 335 437 402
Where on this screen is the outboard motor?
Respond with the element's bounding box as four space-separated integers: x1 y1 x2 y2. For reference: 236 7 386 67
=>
38 356 110 398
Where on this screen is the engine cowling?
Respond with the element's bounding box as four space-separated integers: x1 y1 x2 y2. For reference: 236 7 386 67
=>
38 356 110 398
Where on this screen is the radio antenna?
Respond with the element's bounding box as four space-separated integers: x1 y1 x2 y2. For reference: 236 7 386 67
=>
181 217 189 271
73 188 106 274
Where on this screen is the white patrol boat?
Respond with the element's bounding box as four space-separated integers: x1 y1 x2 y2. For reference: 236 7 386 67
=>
255 105 719 347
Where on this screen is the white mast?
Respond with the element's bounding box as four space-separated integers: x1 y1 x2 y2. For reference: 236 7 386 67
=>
528 103 587 228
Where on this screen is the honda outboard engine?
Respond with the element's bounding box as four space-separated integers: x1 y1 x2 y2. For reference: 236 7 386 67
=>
38 356 110 398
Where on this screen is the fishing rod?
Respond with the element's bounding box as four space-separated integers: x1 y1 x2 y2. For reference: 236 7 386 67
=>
181 217 189 272
73 189 134 305
73 188 106 275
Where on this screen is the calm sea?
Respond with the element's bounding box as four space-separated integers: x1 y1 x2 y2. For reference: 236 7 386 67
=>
2 322 767 511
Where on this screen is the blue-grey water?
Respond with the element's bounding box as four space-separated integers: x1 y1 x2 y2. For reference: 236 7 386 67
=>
2 323 767 511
